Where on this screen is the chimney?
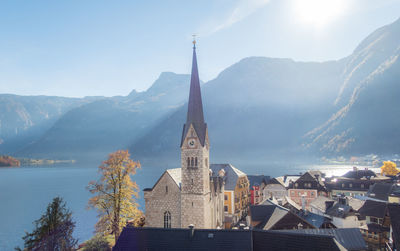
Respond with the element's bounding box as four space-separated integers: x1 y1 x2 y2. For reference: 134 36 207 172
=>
301 195 306 211
325 201 334 212
188 224 195 238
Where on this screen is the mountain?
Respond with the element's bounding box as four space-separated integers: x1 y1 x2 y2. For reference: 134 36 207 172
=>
0 94 99 154
304 18 400 156
130 57 345 166
3 18 400 164
17 72 191 160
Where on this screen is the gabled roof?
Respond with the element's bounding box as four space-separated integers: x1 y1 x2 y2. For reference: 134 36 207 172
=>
326 203 353 218
297 211 331 228
143 168 181 191
250 205 276 222
180 44 207 147
276 175 300 188
166 168 181 188
284 196 302 211
367 183 395 201
358 199 387 218
310 196 334 213
294 171 326 188
113 227 252 251
113 227 346 251
253 230 345 251
273 228 367 251
210 164 246 191
248 175 270 188
388 204 400 250
343 169 376 179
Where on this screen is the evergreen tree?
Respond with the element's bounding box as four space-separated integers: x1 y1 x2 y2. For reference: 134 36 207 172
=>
16 197 77 251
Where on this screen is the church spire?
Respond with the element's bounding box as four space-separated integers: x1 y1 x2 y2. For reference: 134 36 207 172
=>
180 39 207 147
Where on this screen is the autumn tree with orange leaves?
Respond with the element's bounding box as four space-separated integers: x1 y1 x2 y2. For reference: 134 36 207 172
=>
87 150 142 243
380 161 400 176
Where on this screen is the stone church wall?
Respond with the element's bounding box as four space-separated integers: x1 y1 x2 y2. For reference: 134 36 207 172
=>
144 172 181 228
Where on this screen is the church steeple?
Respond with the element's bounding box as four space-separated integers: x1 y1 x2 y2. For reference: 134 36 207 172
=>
180 40 207 147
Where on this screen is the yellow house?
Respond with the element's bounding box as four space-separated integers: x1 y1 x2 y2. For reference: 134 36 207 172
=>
211 164 249 228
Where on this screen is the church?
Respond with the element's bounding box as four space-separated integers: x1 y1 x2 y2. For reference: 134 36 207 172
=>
143 40 225 229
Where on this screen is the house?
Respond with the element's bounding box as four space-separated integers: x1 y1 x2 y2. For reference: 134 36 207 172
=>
388 203 400 250
366 183 400 203
288 171 328 209
248 175 269 205
358 200 390 250
325 167 391 198
263 177 288 201
113 226 348 251
210 164 249 228
249 203 315 230
296 210 335 229
310 195 365 228
143 41 225 229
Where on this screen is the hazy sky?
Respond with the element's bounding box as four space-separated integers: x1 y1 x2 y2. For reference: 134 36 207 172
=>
1 0 400 97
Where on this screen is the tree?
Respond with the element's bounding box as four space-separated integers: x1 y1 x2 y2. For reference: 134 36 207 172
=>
81 234 112 251
380 161 400 176
87 150 142 243
16 197 77 251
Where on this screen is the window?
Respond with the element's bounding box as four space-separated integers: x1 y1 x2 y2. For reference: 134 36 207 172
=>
195 157 198 167
191 157 194 167
311 192 315 196
349 183 353 188
205 158 208 167
187 157 190 167
342 183 345 188
166 186 168 194
361 184 364 188
224 195 228 200
191 179 194 185
164 211 171 228
224 206 228 212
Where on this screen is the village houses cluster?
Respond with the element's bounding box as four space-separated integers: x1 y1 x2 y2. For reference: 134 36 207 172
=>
113 42 400 251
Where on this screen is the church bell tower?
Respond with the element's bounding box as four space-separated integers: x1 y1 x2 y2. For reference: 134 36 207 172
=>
180 39 212 229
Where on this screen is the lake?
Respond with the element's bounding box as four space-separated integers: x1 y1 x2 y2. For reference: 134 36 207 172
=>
0 162 379 250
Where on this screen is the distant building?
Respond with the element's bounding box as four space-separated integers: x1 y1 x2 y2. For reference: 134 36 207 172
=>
367 183 400 203
325 167 391 198
263 177 288 201
247 175 269 205
310 195 365 228
210 164 249 228
388 203 400 250
288 171 327 209
358 200 391 250
144 41 224 229
249 202 315 230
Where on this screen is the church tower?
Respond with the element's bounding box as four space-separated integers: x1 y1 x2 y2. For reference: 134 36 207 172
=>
180 40 212 229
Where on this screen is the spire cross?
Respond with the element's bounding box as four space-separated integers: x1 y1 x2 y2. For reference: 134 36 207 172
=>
192 34 197 48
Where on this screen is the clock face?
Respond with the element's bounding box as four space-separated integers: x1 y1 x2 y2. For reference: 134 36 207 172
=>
188 139 196 148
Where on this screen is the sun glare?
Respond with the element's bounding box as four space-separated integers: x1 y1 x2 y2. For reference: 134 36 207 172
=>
292 0 348 28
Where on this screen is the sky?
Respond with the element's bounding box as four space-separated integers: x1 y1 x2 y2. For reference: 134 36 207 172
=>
1 0 400 97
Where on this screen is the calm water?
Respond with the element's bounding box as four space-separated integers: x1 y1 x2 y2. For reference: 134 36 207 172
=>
0 162 379 250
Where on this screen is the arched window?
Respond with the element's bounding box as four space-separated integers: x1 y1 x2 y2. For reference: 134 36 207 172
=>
164 211 171 228
195 157 198 167
187 157 190 167
191 157 194 167
166 185 168 194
